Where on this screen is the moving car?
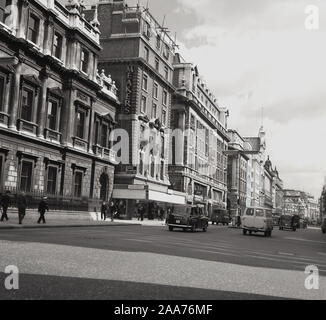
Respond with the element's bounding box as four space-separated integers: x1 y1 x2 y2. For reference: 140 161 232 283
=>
279 214 300 232
241 207 273 237
211 209 230 225
321 217 326 234
167 205 209 232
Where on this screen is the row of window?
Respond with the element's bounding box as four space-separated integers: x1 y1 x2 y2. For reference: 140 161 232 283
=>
22 9 91 73
140 95 167 126
143 46 170 81
0 155 84 198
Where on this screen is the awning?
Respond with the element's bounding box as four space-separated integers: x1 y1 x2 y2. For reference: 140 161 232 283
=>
112 186 186 205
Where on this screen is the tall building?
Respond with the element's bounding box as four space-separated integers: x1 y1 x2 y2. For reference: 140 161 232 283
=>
226 129 248 221
168 53 229 216
0 0 119 211
89 0 185 218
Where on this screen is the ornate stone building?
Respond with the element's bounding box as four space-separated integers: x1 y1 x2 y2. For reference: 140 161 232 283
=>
0 0 119 211
87 0 185 218
169 53 229 217
226 129 248 222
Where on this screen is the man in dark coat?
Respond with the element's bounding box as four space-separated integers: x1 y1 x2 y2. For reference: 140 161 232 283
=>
101 201 107 221
17 192 27 225
0 191 11 222
38 196 49 224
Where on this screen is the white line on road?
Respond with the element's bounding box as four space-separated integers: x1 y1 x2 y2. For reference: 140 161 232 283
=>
278 252 294 256
285 237 326 244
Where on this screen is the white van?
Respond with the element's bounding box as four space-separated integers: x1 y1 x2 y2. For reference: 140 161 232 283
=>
241 207 273 237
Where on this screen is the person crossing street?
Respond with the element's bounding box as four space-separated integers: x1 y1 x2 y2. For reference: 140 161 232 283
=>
38 196 49 224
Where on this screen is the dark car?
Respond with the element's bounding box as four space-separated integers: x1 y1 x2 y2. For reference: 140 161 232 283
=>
211 209 230 225
321 217 326 234
167 205 209 232
279 214 300 232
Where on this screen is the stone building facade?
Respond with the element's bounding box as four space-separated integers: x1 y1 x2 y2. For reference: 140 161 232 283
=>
226 129 248 222
169 53 229 217
87 0 185 218
0 0 119 211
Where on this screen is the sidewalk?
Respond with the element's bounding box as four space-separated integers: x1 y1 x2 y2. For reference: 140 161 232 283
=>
0 211 167 230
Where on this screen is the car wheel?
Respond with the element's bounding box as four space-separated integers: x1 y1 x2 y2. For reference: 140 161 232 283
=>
203 227 207 232
169 226 173 232
243 229 247 235
249 231 252 235
293 228 296 232
264 231 268 237
322 229 326 234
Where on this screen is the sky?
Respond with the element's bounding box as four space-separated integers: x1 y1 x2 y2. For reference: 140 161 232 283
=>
83 0 326 199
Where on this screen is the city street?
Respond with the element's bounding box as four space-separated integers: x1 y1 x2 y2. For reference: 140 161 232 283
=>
0 224 325 300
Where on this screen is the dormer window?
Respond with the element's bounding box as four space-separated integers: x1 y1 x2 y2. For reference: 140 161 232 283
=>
80 49 89 73
27 14 40 44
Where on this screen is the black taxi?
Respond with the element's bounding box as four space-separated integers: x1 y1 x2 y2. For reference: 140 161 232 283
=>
167 204 209 232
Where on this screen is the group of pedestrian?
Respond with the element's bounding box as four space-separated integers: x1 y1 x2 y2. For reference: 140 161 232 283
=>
101 200 115 222
0 191 49 225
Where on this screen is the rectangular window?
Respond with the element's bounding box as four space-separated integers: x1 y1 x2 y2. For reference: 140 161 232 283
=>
141 96 147 113
81 49 89 73
161 109 166 126
160 161 164 180
163 44 170 60
21 88 34 122
142 74 148 91
162 90 168 106
75 110 85 139
164 66 169 80
47 166 57 195
156 35 161 49
53 32 63 60
27 14 40 44
74 171 83 197
101 123 108 148
0 76 4 111
161 136 164 158
47 100 58 131
144 47 149 62
153 83 158 99
155 57 159 71
151 103 157 119
143 21 151 38
20 160 33 192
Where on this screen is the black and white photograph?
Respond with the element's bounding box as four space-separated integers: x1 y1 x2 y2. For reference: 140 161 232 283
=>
0 0 325 308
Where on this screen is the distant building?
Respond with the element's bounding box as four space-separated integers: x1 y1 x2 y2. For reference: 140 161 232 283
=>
168 53 229 216
307 195 319 222
0 0 119 211
283 190 308 218
226 130 248 221
244 126 267 207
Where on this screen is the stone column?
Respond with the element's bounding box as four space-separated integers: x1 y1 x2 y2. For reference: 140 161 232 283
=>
37 69 48 137
3 74 12 116
9 60 22 129
43 17 54 56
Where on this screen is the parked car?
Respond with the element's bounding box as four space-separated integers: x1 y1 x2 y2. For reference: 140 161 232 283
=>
241 207 273 237
321 217 326 234
279 214 300 232
211 209 230 225
167 204 209 232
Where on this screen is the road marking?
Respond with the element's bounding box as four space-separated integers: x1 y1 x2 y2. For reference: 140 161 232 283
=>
285 237 326 244
278 252 294 256
123 238 152 243
318 252 326 256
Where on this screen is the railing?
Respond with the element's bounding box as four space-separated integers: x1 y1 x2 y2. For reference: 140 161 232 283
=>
1 186 99 211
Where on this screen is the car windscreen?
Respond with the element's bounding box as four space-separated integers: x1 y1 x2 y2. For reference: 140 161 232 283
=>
245 208 254 216
255 209 265 217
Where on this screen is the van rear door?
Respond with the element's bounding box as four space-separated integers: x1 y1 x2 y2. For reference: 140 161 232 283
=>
242 208 255 228
254 209 266 229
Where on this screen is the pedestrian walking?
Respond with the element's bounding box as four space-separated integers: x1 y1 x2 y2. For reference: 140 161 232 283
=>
101 201 107 221
159 207 165 221
38 196 49 224
0 191 11 222
109 200 115 222
17 192 27 225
